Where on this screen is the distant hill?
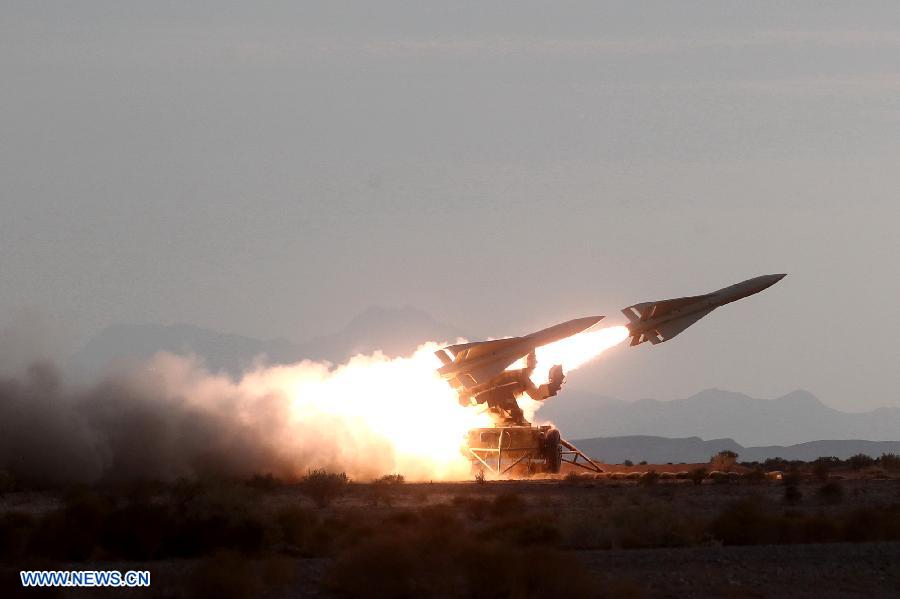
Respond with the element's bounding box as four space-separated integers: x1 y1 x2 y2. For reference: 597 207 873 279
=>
570 435 900 464
537 388 900 446
70 306 466 378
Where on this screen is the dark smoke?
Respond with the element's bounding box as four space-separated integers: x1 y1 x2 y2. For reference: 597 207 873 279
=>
0 359 298 487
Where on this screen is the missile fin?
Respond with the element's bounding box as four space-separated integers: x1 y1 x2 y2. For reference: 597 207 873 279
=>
655 307 716 341
622 307 641 323
434 349 452 365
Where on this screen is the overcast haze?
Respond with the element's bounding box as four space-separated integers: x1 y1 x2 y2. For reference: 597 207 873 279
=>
1 2 898 411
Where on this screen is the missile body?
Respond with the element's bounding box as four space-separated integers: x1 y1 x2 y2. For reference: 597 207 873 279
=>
435 315 604 393
623 274 785 346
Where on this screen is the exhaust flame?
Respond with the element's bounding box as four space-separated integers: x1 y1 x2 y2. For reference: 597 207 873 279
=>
532 325 630 383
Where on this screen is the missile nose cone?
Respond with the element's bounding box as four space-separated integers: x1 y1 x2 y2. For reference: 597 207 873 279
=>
754 273 786 293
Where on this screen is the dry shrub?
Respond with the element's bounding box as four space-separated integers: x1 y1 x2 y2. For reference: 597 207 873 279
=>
374 473 405 485
710 450 739 472
301 469 348 508
880 453 900 472
688 467 707 485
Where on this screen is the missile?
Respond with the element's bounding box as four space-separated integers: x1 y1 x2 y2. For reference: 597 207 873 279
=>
435 315 604 393
623 274 786 346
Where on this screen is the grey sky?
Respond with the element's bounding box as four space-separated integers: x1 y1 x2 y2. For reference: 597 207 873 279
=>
1 2 898 410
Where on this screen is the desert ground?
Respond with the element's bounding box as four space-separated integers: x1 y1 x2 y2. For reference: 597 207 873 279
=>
2 462 900 598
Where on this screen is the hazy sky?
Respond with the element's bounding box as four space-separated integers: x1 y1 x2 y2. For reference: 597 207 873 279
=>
2 2 899 410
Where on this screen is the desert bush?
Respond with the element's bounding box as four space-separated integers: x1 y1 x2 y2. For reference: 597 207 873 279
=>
812 462 830 482
848 453 875 470
301 469 348 508
623 460 634 467
710 450 739 472
688 467 707 485
474 469 486 484
375 473 405 485
879 453 900 472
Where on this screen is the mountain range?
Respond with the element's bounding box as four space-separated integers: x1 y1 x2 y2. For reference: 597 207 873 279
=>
536 388 900 446
570 435 900 464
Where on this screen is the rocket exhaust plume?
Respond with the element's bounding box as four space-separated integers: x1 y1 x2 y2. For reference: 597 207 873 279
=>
0 327 629 486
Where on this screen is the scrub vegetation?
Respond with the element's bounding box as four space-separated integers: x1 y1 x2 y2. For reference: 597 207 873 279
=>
1 457 899 597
